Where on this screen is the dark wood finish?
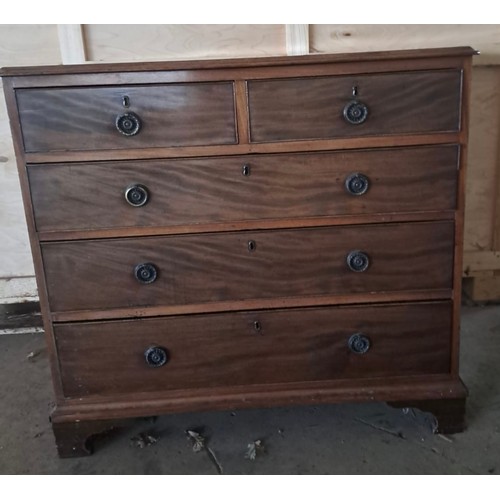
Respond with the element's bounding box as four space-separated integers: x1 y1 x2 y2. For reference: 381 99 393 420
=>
389 397 466 434
55 302 452 399
51 419 126 458
37 211 456 243
51 375 468 422
17 83 237 152
23 133 462 165
248 70 462 142
1 48 475 457
29 146 459 233
234 80 250 144
0 47 477 77
42 222 454 313
50 289 452 323
6 58 471 96
49 376 467 454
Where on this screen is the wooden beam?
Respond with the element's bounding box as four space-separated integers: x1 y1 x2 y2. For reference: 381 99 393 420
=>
463 275 500 302
463 250 500 274
57 24 86 64
286 24 309 56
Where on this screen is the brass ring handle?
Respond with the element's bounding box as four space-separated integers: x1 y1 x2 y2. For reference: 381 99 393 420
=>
345 173 370 196
116 112 141 136
346 250 370 273
134 263 158 284
348 334 371 354
144 346 169 367
125 184 149 207
343 100 369 125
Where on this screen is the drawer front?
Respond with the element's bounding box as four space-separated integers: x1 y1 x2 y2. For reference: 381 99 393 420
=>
55 302 452 398
42 222 454 313
248 70 462 142
29 145 458 233
17 83 237 152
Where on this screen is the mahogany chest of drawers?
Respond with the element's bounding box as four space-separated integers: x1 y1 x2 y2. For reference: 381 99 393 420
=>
1 47 475 457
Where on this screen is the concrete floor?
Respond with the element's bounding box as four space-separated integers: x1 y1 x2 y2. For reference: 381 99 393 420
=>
0 304 499 474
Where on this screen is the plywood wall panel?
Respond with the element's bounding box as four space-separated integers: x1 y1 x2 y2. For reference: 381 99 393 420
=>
84 24 286 62
464 67 500 252
310 25 500 65
0 24 61 66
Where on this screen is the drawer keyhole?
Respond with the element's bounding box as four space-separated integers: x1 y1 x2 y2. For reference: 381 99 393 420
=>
248 240 256 252
242 164 251 176
254 320 262 332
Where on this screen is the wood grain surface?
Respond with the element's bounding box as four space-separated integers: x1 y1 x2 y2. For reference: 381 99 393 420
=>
41 222 454 313
248 70 462 142
17 82 237 152
29 145 459 233
310 25 495 65
1 46 476 77
84 24 285 62
55 301 452 398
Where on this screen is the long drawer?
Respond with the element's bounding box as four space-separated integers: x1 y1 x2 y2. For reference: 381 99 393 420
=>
248 70 462 142
41 222 454 313
29 146 459 233
55 301 452 398
16 82 237 152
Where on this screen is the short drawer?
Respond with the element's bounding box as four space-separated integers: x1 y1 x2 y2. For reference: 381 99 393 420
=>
16 82 237 152
55 301 452 398
29 145 459 233
42 221 454 313
248 70 462 142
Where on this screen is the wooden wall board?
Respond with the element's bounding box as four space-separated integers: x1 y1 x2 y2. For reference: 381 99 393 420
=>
286 24 309 55
84 24 286 62
463 274 500 301
463 67 500 253
310 25 500 65
0 25 61 67
57 25 86 64
464 251 500 274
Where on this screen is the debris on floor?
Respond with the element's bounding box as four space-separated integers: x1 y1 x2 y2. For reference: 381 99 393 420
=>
130 431 159 448
186 429 223 474
186 430 205 452
438 434 454 443
245 439 264 460
354 417 406 440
